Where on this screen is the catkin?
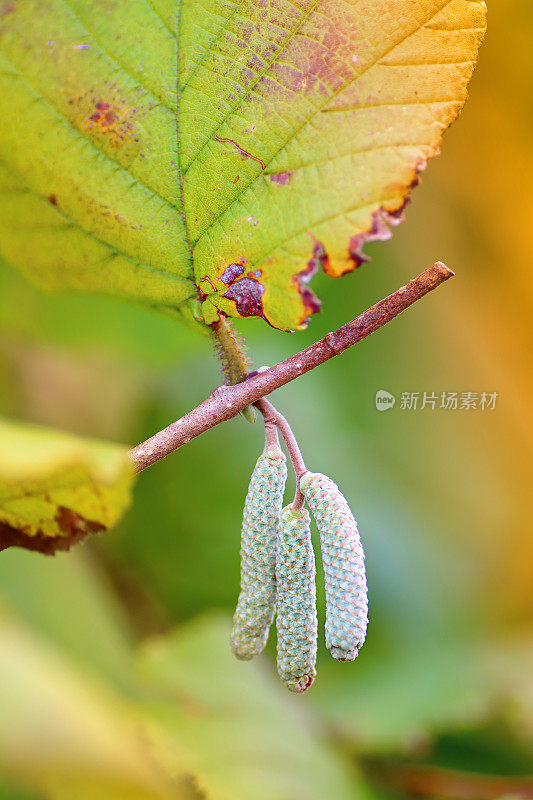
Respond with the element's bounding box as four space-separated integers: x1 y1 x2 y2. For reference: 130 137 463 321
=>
300 472 368 661
231 446 287 660
276 506 317 692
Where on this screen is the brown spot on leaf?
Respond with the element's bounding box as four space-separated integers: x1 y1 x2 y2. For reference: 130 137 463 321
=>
48 194 57 206
270 172 292 185
387 170 421 222
55 505 102 536
223 277 266 318
81 97 137 150
86 101 115 129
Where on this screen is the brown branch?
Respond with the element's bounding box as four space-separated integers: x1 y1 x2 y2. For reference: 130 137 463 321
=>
130 262 453 471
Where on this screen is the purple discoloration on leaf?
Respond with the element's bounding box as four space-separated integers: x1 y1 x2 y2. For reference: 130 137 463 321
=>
306 237 330 279
348 210 396 270
213 135 266 170
224 277 266 318
291 238 324 323
387 170 422 222
221 262 245 285
347 169 423 271
298 284 322 319
270 171 292 185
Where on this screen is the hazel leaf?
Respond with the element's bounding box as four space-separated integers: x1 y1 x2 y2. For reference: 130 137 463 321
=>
0 418 135 555
0 0 486 331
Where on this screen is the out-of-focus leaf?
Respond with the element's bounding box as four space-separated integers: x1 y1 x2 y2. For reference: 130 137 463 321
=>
312 637 501 754
311 625 533 756
0 1 485 331
137 613 370 800
0 548 135 689
0 417 135 554
37 780 181 800
0 599 376 800
0 610 188 800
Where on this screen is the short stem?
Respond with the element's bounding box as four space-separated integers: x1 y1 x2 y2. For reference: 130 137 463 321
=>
256 398 307 510
263 415 280 450
210 317 252 383
211 317 257 423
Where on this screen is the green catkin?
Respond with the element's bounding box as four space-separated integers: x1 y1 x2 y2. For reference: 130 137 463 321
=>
276 506 318 692
300 472 368 662
231 445 287 660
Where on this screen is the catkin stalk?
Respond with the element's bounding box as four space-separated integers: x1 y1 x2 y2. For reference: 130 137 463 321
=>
231 446 287 659
300 472 368 661
276 506 317 692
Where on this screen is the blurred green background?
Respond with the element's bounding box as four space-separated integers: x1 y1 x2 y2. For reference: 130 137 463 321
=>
0 3 531 799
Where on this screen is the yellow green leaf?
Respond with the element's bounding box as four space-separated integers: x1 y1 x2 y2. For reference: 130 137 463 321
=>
0 1 486 331
0 548 135 687
0 610 189 800
0 418 135 554
137 613 370 800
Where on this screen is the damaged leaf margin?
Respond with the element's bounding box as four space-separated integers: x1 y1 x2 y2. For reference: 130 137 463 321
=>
0 418 135 555
193 163 422 331
189 0 487 331
0 0 487 334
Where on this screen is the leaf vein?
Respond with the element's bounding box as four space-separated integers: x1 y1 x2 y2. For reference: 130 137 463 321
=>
191 0 455 249
58 0 177 112
180 0 257 91
0 48 179 215
144 0 176 36
0 156 193 285
182 0 323 177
